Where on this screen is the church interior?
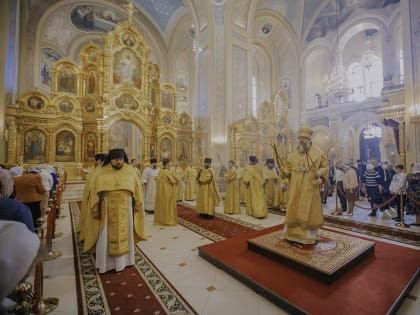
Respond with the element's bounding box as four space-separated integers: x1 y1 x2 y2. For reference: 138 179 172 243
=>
0 0 419 314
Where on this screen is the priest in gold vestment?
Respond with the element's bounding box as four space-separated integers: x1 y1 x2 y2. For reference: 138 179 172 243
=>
171 163 185 202
262 159 278 207
280 128 327 245
196 158 220 218
184 165 198 201
243 156 268 218
154 159 180 226
223 160 241 214
84 149 147 273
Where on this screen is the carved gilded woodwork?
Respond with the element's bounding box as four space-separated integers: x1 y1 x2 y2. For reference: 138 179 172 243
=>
6 15 194 177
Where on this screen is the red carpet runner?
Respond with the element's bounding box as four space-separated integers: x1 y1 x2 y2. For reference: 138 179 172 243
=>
70 201 196 315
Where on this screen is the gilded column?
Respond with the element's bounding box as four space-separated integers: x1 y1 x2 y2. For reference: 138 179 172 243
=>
398 121 406 166
5 117 17 165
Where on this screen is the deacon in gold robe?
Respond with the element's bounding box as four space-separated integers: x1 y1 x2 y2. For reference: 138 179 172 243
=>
184 165 198 201
274 176 289 211
171 163 185 202
262 159 278 207
196 158 220 218
243 156 268 218
280 127 328 245
84 149 147 274
223 160 241 214
154 159 180 226
78 153 106 241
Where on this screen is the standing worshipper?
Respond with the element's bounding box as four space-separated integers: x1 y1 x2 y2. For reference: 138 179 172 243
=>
243 156 268 219
280 127 328 245
37 167 54 218
343 164 359 216
154 159 180 226
171 163 185 202
237 160 247 204
262 159 278 207
389 164 407 222
406 163 420 226
184 164 198 201
332 160 347 215
84 148 147 274
141 158 160 214
196 158 220 219
362 163 383 217
223 160 240 214
13 169 46 229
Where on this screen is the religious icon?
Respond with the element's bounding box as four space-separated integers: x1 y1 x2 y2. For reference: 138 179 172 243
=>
161 89 173 109
122 32 135 46
55 131 75 162
85 133 96 161
113 49 141 89
59 101 73 112
57 69 76 94
160 138 172 160
27 96 44 110
87 71 96 94
24 129 46 162
177 140 188 161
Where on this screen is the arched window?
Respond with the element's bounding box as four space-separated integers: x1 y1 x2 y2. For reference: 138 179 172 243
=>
347 54 383 102
348 62 365 102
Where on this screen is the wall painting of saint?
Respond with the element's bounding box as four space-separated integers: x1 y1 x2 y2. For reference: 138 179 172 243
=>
55 130 76 162
24 129 46 163
84 133 96 162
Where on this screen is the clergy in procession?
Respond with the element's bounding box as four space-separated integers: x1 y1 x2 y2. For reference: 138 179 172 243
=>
262 159 278 207
196 158 220 219
84 148 147 274
242 156 268 218
237 160 247 204
184 164 198 201
154 159 180 226
141 158 160 214
223 160 241 214
79 153 106 241
171 163 185 202
280 127 328 245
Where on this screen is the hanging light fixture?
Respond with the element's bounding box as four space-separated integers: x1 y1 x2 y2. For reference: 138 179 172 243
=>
323 0 353 102
361 29 377 70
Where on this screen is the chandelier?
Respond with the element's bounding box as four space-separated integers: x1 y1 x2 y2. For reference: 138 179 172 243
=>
363 124 382 139
323 0 353 101
361 29 377 70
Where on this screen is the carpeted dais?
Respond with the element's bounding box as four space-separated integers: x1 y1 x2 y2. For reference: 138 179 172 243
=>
199 225 420 315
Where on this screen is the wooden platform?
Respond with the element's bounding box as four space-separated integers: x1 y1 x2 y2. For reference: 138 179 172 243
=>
247 229 375 283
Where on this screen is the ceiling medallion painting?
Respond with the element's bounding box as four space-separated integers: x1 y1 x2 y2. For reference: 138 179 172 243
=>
70 4 123 33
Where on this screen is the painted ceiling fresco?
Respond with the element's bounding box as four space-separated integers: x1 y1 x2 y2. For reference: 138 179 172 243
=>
306 0 400 42
133 0 184 32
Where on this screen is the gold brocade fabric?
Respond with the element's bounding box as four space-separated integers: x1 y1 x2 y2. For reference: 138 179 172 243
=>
171 166 185 201
154 169 179 226
262 167 278 206
223 168 240 214
281 146 328 243
196 168 220 215
103 190 131 256
83 163 146 253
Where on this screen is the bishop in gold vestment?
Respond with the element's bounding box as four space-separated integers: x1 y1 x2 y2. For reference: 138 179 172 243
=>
196 158 220 218
281 128 327 245
154 159 180 226
243 156 268 218
223 160 241 214
84 149 147 273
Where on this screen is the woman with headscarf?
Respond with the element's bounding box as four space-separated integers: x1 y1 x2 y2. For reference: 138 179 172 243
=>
0 170 35 232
